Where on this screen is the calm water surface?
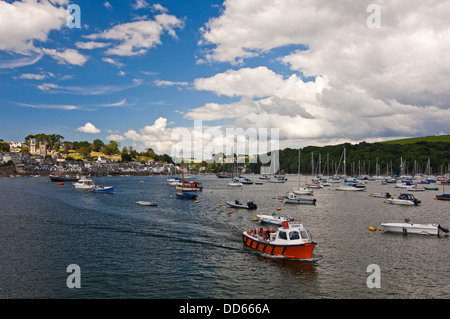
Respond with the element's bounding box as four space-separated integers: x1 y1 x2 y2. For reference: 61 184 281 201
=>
0 175 448 299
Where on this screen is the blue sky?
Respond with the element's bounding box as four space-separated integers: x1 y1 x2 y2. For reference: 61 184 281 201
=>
1 0 227 144
1 0 449 156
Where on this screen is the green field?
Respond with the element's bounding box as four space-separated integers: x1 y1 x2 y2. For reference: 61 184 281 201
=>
380 135 450 145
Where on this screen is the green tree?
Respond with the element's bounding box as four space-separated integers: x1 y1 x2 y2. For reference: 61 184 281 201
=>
102 141 120 155
78 146 91 158
92 139 105 152
0 142 10 152
121 152 132 162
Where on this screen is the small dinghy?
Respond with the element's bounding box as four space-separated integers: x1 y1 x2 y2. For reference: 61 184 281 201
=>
435 193 450 200
226 200 257 209
381 219 449 236
136 201 157 206
387 193 421 205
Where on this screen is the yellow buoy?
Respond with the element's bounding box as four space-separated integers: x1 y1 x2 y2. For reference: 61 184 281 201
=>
272 197 276 199
253 218 259 221
219 204 223 207
382 200 386 203
170 195 173 198
228 211 233 214
279 200 283 203
277 207 281 210
211 190 213 193
369 227 376 231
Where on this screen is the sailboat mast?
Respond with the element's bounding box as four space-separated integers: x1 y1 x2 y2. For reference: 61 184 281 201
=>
344 147 346 177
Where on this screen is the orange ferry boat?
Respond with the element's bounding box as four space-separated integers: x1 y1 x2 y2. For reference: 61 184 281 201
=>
242 220 316 259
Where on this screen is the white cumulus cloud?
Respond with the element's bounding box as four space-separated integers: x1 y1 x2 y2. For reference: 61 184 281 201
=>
77 122 101 134
84 8 184 57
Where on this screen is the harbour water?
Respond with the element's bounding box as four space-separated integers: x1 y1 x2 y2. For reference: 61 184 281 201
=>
0 175 449 299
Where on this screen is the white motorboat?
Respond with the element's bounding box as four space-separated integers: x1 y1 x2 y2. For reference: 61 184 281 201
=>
269 177 286 183
381 220 449 236
73 177 95 189
335 184 366 191
394 182 414 189
228 180 242 187
292 187 314 195
283 193 316 205
408 186 425 192
256 214 294 226
306 183 323 189
386 193 421 205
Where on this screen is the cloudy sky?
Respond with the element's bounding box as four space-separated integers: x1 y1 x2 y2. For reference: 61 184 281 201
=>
1 0 449 157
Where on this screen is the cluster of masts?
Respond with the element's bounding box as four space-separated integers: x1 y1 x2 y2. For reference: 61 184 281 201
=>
298 148 449 178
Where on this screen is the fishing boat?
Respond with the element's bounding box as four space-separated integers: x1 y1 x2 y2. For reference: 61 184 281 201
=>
50 175 80 182
175 180 203 191
175 192 198 200
73 177 95 190
369 192 391 198
256 214 295 226
283 193 316 205
387 193 421 205
136 201 157 206
91 174 114 193
424 186 439 191
226 200 257 209
242 220 316 259
381 219 449 236
91 185 114 193
216 173 232 178
259 175 269 180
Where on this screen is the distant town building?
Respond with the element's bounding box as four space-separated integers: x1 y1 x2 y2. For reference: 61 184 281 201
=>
29 139 47 157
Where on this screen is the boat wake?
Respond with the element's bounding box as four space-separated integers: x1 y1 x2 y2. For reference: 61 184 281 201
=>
253 250 320 262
